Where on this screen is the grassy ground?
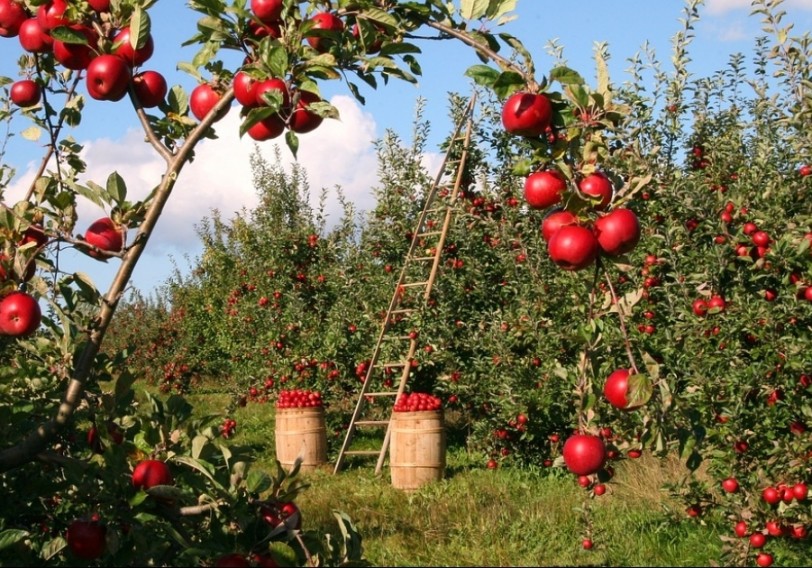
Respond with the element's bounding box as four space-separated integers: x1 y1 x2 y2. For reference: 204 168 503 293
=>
180 389 723 567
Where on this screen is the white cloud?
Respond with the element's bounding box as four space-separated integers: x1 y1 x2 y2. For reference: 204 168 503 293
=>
4 95 384 291
705 0 812 14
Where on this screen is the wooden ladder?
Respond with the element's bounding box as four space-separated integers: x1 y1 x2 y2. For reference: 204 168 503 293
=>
333 96 477 475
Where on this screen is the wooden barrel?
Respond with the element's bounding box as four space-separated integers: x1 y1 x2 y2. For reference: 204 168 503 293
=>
275 407 328 472
390 410 446 491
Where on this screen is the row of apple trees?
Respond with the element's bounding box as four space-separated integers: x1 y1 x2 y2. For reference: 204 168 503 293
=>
106 0 810 565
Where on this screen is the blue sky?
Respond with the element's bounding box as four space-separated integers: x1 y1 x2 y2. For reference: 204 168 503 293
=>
2 0 812 295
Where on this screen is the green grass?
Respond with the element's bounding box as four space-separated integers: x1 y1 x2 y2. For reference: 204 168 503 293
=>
176 389 724 566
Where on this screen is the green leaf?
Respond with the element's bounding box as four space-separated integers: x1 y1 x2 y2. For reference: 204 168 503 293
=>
626 373 653 408
246 469 272 494
358 7 398 28
21 126 41 142
379 42 421 56
461 0 490 20
130 7 152 50
550 66 585 86
285 130 299 159
106 171 127 204
486 0 517 20
49 26 89 45
192 435 208 459
0 529 28 551
464 64 500 87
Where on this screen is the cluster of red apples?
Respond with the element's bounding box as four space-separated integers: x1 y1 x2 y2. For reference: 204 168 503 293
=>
0 0 168 107
195 0 369 141
393 391 442 412
275 388 323 409
500 91 642 271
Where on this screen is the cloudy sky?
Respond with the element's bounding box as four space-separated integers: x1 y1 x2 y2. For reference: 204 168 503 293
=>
2 0 811 293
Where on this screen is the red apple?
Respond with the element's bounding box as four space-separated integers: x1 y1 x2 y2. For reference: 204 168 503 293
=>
84 217 125 258
132 459 173 489
246 114 285 141
305 11 345 53
17 17 52 53
132 70 167 108
37 0 69 31
692 298 708 316
594 208 640 256
233 70 260 107
112 26 154 67
254 77 290 109
603 368 645 410
288 91 324 134
501 91 552 137
562 433 606 476
10 79 41 107
251 0 283 24
523 170 567 210
190 83 226 121
88 0 110 12
707 295 726 314
547 224 598 271
52 24 98 70
66 519 106 560
541 209 578 241
579 172 613 210
0 0 27 37
721 477 739 493
260 501 302 531
85 55 131 101
0 291 42 337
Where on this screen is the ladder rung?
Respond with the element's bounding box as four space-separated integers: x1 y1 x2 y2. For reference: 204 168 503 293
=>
390 309 414 314
382 335 414 341
364 391 400 397
424 207 446 214
409 256 435 262
416 231 442 237
401 281 427 288
376 361 408 369
344 450 383 456
355 420 389 427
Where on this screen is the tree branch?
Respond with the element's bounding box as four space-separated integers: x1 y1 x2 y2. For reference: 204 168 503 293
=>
0 88 236 473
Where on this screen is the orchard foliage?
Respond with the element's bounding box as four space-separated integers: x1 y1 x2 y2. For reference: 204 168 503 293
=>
0 0 810 566
110 1 811 565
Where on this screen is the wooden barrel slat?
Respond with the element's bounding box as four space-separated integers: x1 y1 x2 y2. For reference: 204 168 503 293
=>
390 409 446 491
275 407 328 472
